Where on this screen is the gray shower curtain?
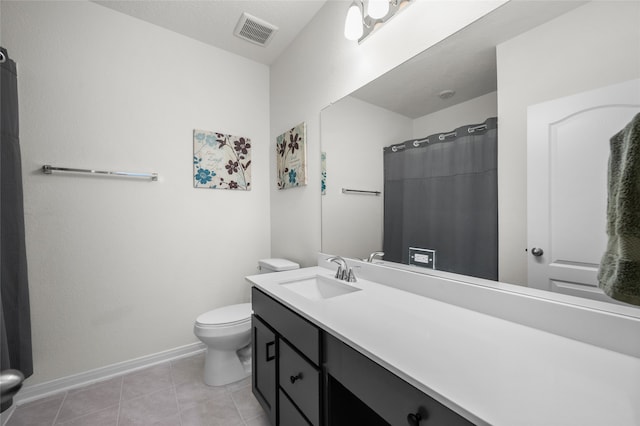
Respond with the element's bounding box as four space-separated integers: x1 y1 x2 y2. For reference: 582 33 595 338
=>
1 47 32 411
383 117 498 280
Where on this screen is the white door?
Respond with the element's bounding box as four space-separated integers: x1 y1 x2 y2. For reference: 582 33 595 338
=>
527 79 640 303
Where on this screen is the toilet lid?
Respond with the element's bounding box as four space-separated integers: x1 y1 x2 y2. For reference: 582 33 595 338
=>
196 303 251 327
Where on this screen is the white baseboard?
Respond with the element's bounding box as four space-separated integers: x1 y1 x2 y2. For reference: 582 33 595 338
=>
13 342 206 406
0 405 16 426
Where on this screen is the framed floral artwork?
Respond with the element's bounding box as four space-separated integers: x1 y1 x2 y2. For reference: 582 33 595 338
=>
193 129 251 190
276 122 307 189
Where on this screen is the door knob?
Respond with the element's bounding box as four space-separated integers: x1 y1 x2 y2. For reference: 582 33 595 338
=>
531 247 544 257
1 369 25 404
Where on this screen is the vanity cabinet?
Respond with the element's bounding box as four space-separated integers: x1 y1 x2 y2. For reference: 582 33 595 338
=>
252 287 475 426
324 334 475 426
252 287 321 426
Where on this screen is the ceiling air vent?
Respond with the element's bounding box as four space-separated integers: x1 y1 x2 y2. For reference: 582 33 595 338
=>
234 12 278 47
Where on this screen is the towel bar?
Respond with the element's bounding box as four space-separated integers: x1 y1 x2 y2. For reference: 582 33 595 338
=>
342 188 381 196
42 165 158 181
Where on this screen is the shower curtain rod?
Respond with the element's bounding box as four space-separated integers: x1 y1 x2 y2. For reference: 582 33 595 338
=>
389 121 493 152
409 124 491 148
42 165 158 181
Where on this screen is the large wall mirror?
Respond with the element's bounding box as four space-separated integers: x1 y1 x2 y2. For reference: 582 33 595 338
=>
320 0 640 315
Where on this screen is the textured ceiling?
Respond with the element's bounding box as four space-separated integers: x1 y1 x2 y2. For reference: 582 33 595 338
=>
350 1 586 119
93 0 328 65
93 1 586 119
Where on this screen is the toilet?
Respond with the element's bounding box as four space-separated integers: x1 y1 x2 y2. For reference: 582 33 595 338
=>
193 258 299 386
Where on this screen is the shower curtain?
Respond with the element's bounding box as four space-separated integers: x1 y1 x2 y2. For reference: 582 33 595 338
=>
383 117 498 280
1 47 32 412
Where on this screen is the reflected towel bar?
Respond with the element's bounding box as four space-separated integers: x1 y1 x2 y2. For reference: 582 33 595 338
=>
342 188 381 196
42 165 158 181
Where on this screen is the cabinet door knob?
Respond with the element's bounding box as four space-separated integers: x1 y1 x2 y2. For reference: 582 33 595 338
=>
407 412 422 426
289 373 303 384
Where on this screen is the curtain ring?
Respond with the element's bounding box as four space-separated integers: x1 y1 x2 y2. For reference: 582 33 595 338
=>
439 131 457 141
0 51 6 64
468 124 487 134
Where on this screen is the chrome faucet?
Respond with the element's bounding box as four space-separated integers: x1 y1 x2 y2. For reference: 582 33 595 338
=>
327 256 357 282
366 251 384 262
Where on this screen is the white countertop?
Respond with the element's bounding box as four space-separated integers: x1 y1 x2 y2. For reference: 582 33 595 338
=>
247 266 640 426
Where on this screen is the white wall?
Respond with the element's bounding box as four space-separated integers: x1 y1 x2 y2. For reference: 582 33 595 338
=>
270 1 507 266
496 0 640 285
320 96 412 259
1 1 270 385
412 91 497 138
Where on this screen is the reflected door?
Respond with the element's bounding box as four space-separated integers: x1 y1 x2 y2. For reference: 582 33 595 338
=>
527 79 640 302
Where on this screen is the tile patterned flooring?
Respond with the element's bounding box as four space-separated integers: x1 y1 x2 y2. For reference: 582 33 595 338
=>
4 353 269 426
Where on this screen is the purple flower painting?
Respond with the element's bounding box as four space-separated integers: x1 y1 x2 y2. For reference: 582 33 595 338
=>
193 129 251 190
276 122 307 189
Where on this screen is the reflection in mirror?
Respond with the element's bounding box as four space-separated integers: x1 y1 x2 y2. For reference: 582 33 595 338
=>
320 0 640 314
383 117 498 280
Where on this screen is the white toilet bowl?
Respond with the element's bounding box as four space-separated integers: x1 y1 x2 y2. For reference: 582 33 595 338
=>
193 259 299 387
193 303 251 386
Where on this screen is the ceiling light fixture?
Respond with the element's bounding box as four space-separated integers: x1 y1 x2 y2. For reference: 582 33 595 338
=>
344 2 364 41
344 0 413 43
367 0 389 19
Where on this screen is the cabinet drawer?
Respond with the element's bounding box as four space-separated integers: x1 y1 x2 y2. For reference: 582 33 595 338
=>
252 287 321 365
325 334 475 426
279 389 311 426
279 339 320 426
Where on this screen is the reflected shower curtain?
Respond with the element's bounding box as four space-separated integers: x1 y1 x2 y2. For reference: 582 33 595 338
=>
383 118 498 280
1 47 32 411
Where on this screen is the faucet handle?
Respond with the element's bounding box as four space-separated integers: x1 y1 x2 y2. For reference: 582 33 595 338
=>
334 266 344 280
345 267 357 282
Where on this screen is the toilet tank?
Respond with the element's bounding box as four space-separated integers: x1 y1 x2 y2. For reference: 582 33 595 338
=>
258 258 299 274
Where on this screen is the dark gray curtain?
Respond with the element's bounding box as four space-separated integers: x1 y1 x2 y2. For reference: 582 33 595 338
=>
383 117 498 280
1 47 32 411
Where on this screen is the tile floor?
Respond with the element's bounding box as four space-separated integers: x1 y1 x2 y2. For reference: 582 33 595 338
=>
4 353 269 426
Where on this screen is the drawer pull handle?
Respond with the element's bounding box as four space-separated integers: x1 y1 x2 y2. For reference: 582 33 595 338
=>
266 341 276 362
407 412 423 426
289 373 303 384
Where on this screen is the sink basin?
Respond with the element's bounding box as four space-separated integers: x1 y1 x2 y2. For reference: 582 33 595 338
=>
279 274 361 300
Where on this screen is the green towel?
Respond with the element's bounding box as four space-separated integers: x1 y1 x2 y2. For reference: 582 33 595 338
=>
598 112 640 306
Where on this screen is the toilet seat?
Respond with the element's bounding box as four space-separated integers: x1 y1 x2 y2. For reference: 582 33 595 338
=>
196 303 251 328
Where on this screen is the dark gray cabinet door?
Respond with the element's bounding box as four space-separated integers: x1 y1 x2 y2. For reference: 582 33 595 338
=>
252 315 276 425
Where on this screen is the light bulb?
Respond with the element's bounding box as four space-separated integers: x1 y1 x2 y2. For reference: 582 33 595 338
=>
367 0 389 19
344 2 363 41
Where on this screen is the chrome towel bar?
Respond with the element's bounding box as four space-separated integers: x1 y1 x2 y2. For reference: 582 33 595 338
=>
42 165 158 181
342 188 381 196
